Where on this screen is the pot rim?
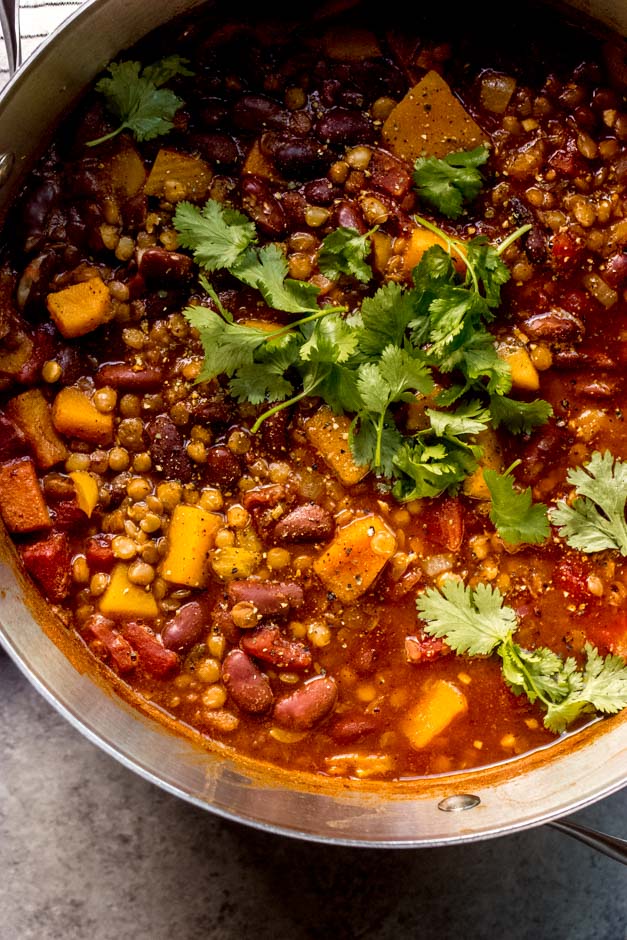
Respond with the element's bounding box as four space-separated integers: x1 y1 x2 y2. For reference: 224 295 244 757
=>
0 0 625 847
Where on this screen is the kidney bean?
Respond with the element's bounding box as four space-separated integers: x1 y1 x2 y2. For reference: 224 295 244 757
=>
572 378 618 399
137 248 193 284
85 534 115 572
52 498 88 531
241 624 312 670
16 251 59 312
240 175 286 236
280 191 308 229
521 309 585 342
227 579 304 616
0 413 27 460
303 178 340 205
233 94 292 132
95 363 164 391
146 414 192 483
122 623 180 679
315 108 374 147
331 200 366 233
191 395 235 426
20 178 61 251
161 601 207 652
604 252 627 289
327 712 380 744
81 614 136 674
20 531 71 602
190 132 240 167
260 133 330 178
273 675 337 730
198 97 230 128
222 649 274 714
204 444 242 488
260 407 290 455
273 503 334 543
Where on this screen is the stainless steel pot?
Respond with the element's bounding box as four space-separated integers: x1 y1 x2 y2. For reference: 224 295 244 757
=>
0 0 626 850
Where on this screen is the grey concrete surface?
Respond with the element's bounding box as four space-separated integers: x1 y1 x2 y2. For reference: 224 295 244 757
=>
1 650 626 940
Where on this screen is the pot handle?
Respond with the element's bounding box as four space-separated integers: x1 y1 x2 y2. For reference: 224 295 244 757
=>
0 0 21 76
548 819 627 865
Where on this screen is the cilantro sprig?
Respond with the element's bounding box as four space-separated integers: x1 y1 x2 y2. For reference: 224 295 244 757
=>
413 145 490 219
173 178 549 501
549 451 627 555
86 56 193 147
484 461 550 546
417 580 627 732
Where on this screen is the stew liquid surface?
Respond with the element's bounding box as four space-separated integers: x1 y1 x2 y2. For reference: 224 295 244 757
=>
0 0 626 780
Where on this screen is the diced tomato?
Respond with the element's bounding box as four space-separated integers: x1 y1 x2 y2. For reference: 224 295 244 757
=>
422 497 464 551
20 531 71 602
550 231 584 270
584 610 627 659
85 534 115 572
405 633 450 664
548 146 585 178
552 555 592 603
122 622 180 678
81 614 136 674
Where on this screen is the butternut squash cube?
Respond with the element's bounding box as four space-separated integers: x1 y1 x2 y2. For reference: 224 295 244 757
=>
0 457 52 533
210 547 261 581
463 428 504 501
497 344 540 392
313 513 396 604
99 563 159 619
403 679 468 750
160 504 222 587
242 140 284 183
145 148 213 202
46 276 113 339
304 405 369 487
382 70 488 162
52 387 114 445
69 470 100 517
6 388 68 469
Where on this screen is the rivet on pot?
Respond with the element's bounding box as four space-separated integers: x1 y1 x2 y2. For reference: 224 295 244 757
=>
438 793 481 812
0 152 15 188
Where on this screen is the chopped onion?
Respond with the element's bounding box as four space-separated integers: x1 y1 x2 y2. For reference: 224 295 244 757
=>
582 271 618 309
479 70 517 114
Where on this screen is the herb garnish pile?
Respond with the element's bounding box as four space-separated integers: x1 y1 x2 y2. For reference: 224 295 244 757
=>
173 145 553 546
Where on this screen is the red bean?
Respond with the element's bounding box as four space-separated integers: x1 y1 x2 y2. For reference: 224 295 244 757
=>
146 414 192 483
162 601 206 652
204 444 242 488
227 579 304 616
95 363 164 391
137 248 193 284
240 624 312 670
315 107 374 147
332 200 366 234
259 406 290 455
303 178 340 205
222 649 274 714
521 309 585 342
273 675 337 730
241 175 286 235
122 622 180 679
19 531 71 602
604 252 627 289
327 712 380 744
233 94 292 132
273 504 334 543
260 133 330 178
369 150 411 199
189 132 240 167
81 614 136 674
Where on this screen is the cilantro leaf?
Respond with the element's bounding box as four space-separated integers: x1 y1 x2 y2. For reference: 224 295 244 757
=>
358 282 418 357
484 464 550 545
417 581 516 655
426 400 490 438
464 236 510 309
548 451 627 555
419 580 627 732
236 244 321 313
350 417 404 479
413 145 490 219
318 227 374 283
228 334 300 404
490 395 553 434
392 436 479 500
174 201 257 271
183 304 272 380
87 58 191 147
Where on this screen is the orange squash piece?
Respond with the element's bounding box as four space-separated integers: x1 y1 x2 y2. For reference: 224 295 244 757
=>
145 148 213 202
402 679 468 750
382 70 488 162
161 504 222 587
304 405 370 487
6 389 68 469
51 387 114 445
99 563 159 619
0 457 52 533
46 276 113 339
313 513 396 604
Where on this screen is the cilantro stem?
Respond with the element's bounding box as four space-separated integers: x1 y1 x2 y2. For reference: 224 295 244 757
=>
250 381 323 434
495 224 532 256
266 306 347 342
413 213 479 293
86 126 124 147
499 637 555 710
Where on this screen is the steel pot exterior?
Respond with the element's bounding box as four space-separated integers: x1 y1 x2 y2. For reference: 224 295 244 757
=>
0 0 625 847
